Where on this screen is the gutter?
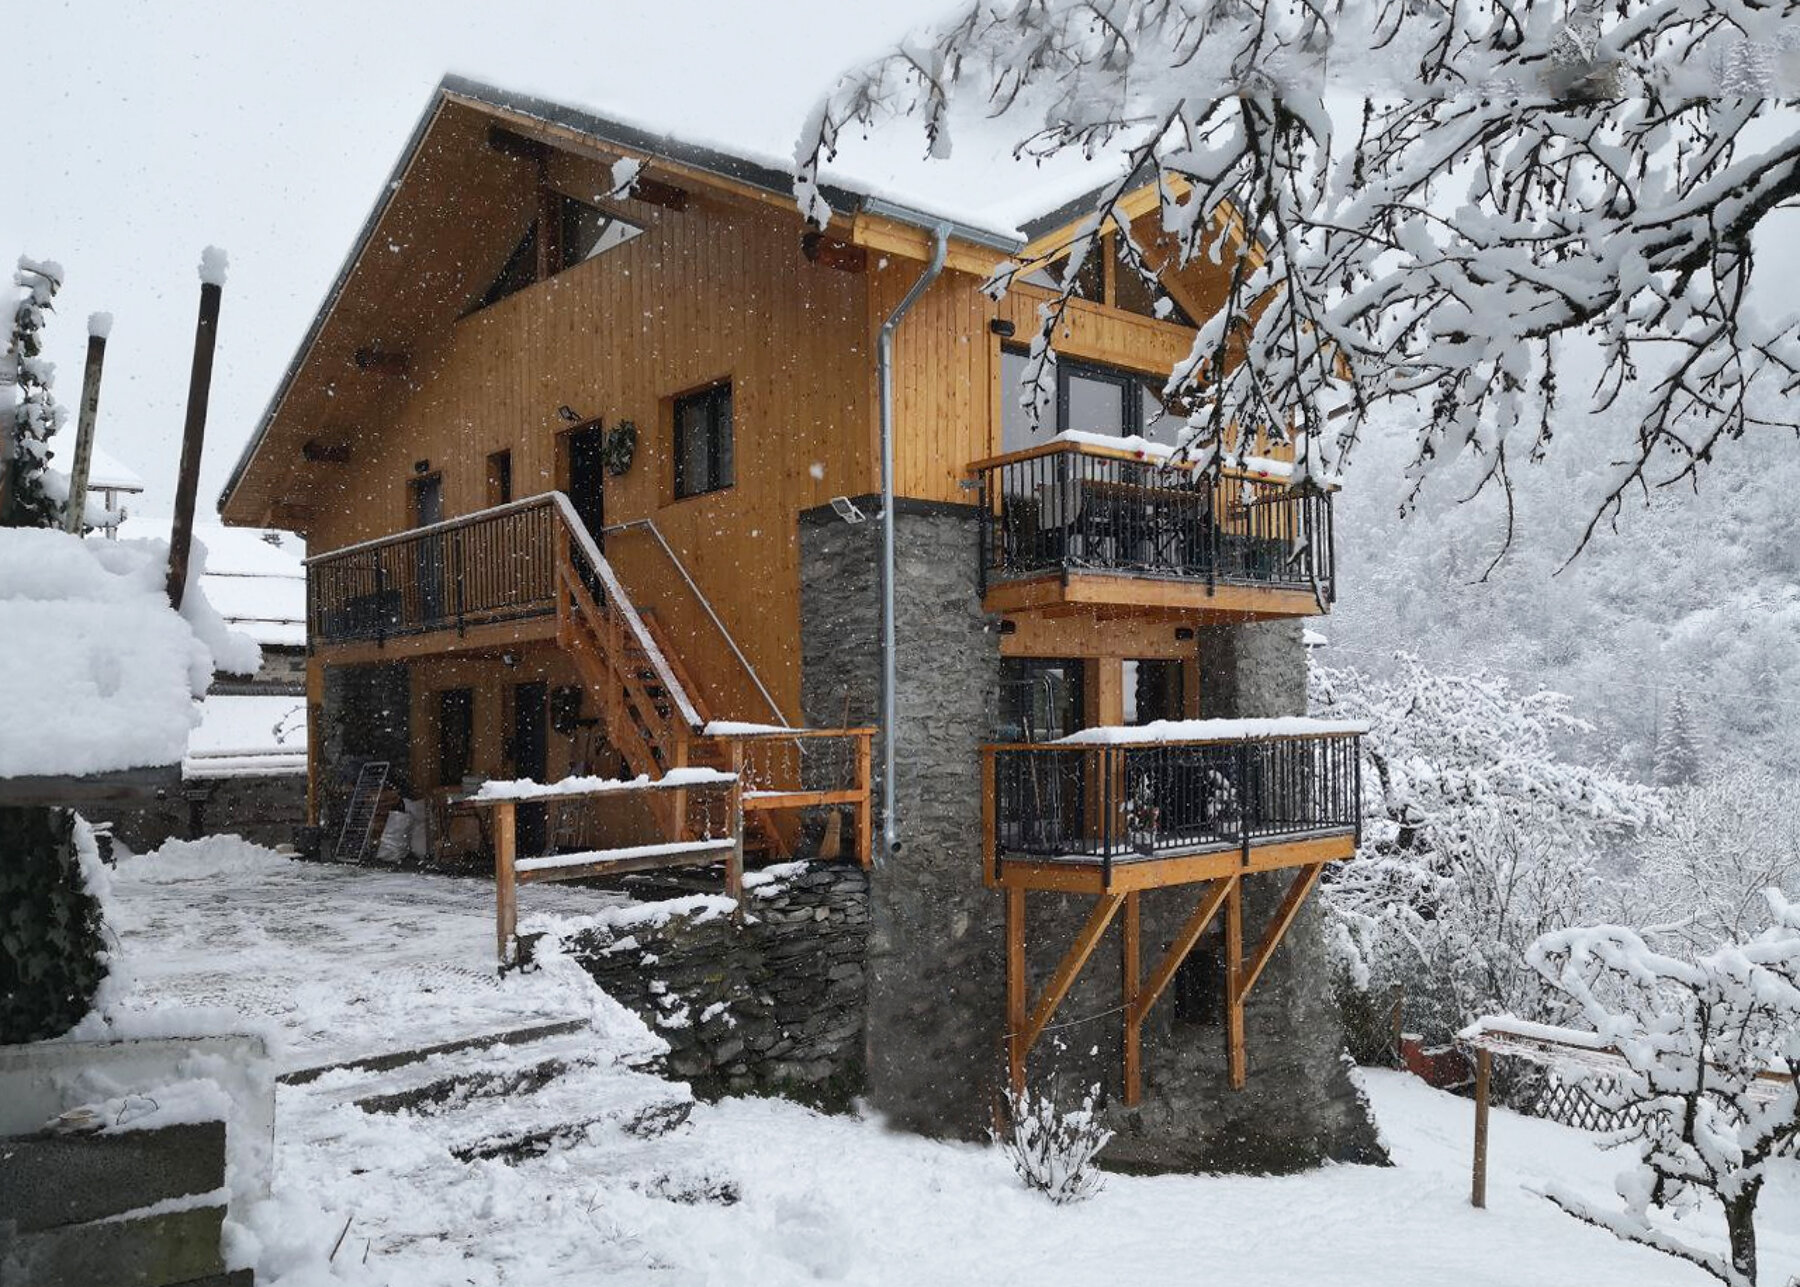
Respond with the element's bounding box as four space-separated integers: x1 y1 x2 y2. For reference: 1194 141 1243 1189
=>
875 222 951 867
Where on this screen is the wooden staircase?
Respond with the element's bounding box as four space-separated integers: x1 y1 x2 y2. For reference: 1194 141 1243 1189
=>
546 494 871 866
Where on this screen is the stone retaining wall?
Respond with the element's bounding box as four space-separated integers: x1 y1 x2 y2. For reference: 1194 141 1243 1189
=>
565 863 869 1109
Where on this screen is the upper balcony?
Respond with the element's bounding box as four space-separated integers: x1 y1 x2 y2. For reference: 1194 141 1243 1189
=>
969 438 1334 619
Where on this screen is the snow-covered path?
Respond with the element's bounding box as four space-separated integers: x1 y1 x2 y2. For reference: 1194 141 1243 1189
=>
106 841 1800 1286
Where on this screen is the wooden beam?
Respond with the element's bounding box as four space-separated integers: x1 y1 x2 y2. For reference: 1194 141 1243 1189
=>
1225 875 1245 1089
0 764 181 808
487 124 550 163
1471 1047 1492 1209
352 349 410 376
802 230 868 274
1122 890 1142 1105
1126 876 1235 1030
1016 893 1126 1076
1006 885 1027 1094
627 174 689 211
493 800 517 967
1234 861 1327 1005
992 832 1356 895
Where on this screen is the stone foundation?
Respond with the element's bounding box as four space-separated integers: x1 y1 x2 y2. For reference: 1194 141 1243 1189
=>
798 504 1383 1171
106 772 306 855
565 863 868 1108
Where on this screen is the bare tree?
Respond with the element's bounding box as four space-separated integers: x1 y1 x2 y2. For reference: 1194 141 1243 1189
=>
798 1 1800 552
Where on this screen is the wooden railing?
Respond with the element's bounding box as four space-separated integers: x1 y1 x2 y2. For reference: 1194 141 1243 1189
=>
969 441 1334 602
981 727 1361 886
469 768 743 966
706 725 876 867
306 495 562 645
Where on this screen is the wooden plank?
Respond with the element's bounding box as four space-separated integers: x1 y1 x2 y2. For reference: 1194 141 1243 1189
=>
310 613 561 667
1019 893 1126 1062
742 787 865 809
0 765 182 808
493 800 517 967
981 572 1323 620
1235 862 1327 1005
854 731 873 869
992 833 1355 895
515 842 735 886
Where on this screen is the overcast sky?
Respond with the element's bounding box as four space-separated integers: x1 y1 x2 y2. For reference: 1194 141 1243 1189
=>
4 0 956 525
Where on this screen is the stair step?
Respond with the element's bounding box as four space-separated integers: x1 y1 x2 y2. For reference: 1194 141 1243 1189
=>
331 1029 612 1112
424 1063 693 1163
279 1020 591 1087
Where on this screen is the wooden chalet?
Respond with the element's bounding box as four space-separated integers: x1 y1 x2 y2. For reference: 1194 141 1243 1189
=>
217 76 1364 1141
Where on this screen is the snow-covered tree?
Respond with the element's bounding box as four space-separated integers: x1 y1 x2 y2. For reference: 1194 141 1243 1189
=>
1637 764 1800 958
801 1 1800 542
1312 655 1660 1044
2 256 67 529
1529 895 1800 1286
1655 688 1706 788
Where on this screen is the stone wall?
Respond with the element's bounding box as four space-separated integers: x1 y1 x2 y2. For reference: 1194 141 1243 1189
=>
106 771 306 855
797 505 1383 1172
799 499 1006 1138
565 862 868 1108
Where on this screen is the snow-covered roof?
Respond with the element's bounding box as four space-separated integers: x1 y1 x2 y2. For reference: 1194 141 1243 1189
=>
183 693 306 779
87 444 145 493
0 528 261 780
192 524 306 649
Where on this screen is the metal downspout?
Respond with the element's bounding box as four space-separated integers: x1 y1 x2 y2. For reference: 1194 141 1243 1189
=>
876 222 951 867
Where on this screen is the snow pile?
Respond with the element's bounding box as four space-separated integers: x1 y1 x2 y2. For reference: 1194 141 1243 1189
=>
0 527 259 778
473 766 735 800
1054 717 1366 745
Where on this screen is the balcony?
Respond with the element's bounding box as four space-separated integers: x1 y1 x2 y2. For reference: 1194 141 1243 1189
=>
981 721 1362 893
306 496 569 659
970 440 1334 619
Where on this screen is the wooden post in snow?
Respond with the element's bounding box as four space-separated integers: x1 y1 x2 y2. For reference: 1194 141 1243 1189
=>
61 316 112 535
1471 1046 1492 1209
167 248 226 609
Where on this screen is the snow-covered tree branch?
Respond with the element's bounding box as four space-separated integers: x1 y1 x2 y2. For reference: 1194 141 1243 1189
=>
2 256 67 529
1528 894 1800 1285
800 0 1800 547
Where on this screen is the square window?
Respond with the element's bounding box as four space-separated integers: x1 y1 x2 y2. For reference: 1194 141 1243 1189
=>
674 382 733 499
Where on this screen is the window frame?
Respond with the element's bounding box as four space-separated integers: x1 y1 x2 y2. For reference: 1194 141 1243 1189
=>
672 380 734 501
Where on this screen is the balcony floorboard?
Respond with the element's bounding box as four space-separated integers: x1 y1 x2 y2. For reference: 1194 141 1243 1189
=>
989 829 1354 894
983 570 1324 620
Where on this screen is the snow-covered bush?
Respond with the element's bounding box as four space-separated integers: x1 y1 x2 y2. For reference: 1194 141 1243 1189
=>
3 256 67 529
1313 655 1659 1051
996 1083 1113 1205
0 809 109 1043
1529 895 1800 1287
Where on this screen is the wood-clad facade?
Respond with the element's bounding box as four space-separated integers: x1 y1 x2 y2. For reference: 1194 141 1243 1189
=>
221 77 1366 1137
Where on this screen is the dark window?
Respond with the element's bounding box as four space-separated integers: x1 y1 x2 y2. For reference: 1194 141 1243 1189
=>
1174 938 1226 1026
1125 659 1185 725
437 689 474 787
1001 352 1184 450
487 450 513 506
674 382 733 499
997 658 1086 742
474 223 540 313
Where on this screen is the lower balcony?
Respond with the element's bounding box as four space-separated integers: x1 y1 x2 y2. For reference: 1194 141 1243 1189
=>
980 721 1363 893
971 440 1335 619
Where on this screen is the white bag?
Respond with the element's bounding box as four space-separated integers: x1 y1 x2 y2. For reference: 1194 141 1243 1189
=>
373 810 411 864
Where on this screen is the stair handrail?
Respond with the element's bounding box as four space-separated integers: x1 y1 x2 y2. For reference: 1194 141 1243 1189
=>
602 517 790 728
547 492 706 735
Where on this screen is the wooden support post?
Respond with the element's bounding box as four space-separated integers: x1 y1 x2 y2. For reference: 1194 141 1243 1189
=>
1006 885 1027 1095
855 731 873 869
1236 862 1327 1004
1225 874 1246 1089
1471 1047 1492 1209
494 800 517 967
61 327 109 535
725 773 745 919
1123 890 1141 1105
1017 893 1126 1083
1128 877 1234 1030
167 265 224 609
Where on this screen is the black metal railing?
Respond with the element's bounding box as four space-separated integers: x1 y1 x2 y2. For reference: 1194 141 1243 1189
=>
307 495 561 645
972 444 1334 601
984 731 1361 885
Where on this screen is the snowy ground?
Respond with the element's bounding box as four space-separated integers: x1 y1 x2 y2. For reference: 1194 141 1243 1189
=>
102 839 1800 1287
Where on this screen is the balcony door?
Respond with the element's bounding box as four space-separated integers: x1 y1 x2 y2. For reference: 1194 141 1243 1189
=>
409 472 444 625
563 424 605 548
